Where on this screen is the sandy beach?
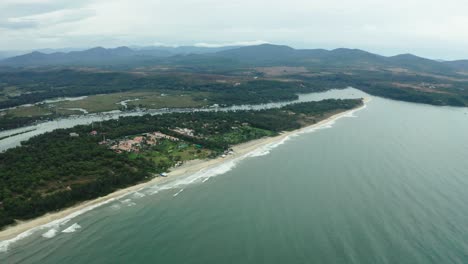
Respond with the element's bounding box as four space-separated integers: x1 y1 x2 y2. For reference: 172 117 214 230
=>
0 98 369 244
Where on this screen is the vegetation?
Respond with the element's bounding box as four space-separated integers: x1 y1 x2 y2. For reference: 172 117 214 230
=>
293 71 468 107
3 44 468 132
0 70 340 130
0 98 362 229
0 115 46 131
2 44 468 114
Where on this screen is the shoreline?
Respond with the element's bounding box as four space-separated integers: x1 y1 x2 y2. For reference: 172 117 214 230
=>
0 98 369 246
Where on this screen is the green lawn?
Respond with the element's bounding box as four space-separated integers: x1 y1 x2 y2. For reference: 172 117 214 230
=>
138 139 212 168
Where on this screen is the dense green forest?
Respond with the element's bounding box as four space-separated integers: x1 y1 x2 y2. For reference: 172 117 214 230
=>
0 116 46 131
0 98 362 229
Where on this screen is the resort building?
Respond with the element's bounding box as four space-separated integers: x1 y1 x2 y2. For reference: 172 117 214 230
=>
171 127 195 137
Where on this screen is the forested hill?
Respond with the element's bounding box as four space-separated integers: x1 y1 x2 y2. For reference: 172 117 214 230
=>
2 44 468 74
0 45 240 67
0 98 362 229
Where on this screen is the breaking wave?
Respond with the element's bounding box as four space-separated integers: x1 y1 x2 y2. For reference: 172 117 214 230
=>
132 192 146 199
120 199 136 207
62 223 81 233
247 136 290 158
41 229 58 239
0 194 124 253
173 189 184 197
110 204 121 210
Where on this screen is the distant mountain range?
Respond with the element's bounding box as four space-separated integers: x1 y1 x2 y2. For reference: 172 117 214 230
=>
1 44 468 74
213 44 468 74
0 45 239 66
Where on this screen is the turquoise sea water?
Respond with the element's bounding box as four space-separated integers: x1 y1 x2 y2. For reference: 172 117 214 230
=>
2 90 468 263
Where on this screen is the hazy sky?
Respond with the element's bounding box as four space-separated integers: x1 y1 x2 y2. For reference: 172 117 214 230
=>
1 0 468 59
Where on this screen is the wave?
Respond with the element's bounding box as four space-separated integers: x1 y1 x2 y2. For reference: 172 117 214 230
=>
62 223 81 233
248 135 290 158
0 228 37 253
0 194 124 252
132 192 146 199
173 189 184 197
143 158 242 196
41 229 58 239
120 199 136 207
110 204 121 210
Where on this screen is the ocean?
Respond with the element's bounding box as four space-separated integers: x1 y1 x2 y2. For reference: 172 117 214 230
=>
2 89 468 263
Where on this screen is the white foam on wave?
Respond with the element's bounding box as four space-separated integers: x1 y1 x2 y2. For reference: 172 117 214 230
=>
62 223 81 233
174 158 239 186
120 198 136 207
132 192 146 199
295 103 367 137
0 228 36 253
41 229 58 239
142 157 241 197
59 219 71 226
248 135 291 158
110 204 121 210
173 189 184 197
0 194 124 253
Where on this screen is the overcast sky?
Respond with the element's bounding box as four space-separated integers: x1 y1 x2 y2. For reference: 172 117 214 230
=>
1 0 468 60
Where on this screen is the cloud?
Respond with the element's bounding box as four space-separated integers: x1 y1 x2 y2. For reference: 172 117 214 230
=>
1 8 95 29
194 41 269 48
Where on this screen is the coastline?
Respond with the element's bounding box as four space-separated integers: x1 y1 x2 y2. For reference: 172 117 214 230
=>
0 98 369 245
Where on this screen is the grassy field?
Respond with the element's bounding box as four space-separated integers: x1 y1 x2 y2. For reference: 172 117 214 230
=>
126 92 209 109
55 108 85 115
52 91 209 113
5 105 51 117
0 86 22 98
1 105 83 118
54 94 124 113
0 86 20 103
